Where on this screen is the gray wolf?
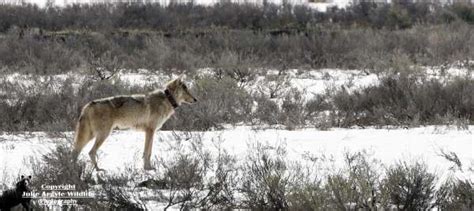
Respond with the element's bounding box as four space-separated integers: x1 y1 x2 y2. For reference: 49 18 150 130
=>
0 175 32 211
72 76 197 170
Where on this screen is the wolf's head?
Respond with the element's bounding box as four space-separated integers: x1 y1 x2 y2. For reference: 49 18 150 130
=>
166 75 197 105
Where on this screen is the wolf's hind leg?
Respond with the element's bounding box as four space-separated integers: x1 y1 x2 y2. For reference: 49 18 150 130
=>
73 116 94 159
89 129 111 171
73 131 94 159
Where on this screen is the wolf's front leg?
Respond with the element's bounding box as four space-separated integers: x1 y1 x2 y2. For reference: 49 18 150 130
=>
88 130 110 172
143 128 156 170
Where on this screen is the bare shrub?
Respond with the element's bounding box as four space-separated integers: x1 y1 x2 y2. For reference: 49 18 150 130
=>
279 88 306 130
288 177 329 210
437 178 474 211
240 141 293 210
149 134 238 210
305 93 334 129
202 138 239 209
253 94 280 125
166 76 253 130
305 94 330 118
0 2 472 32
0 3 473 75
162 153 208 191
154 134 236 210
332 75 474 127
87 50 125 81
286 158 330 210
29 140 94 191
135 37 172 72
256 73 290 99
435 150 474 210
437 149 463 171
100 185 146 210
0 33 82 74
325 151 382 210
214 50 258 88
381 161 437 210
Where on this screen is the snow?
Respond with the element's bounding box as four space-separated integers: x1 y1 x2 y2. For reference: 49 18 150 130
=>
286 68 380 98
424 65 474 82
1 126 472 185
308 0 353 12
0 66 473 208
1 125 472 211
0 127 472 209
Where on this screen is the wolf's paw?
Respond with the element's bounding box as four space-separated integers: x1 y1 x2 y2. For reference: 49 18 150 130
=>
95 167 107 172
144 165 156 171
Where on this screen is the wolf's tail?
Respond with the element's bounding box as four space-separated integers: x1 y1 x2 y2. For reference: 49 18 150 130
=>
72 105 93 159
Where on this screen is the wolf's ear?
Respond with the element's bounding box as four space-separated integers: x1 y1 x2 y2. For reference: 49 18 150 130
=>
177 74 185 81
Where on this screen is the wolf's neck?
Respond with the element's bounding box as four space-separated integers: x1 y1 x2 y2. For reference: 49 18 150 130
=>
164 89 179 109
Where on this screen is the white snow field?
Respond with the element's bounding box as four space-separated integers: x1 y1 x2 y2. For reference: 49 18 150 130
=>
0 126 473 209
0 125 472 210
0 126 472 182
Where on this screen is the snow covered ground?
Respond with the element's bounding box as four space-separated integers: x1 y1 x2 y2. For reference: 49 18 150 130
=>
1 126 472 185
0 66 473 208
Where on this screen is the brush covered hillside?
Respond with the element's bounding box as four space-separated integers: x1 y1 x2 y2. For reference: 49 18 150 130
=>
0 1 473 210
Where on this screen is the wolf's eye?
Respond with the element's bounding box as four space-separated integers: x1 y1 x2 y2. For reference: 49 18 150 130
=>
182 84 188 90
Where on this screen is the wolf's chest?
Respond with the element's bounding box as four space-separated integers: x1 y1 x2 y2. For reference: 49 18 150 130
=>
154 110 174 129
